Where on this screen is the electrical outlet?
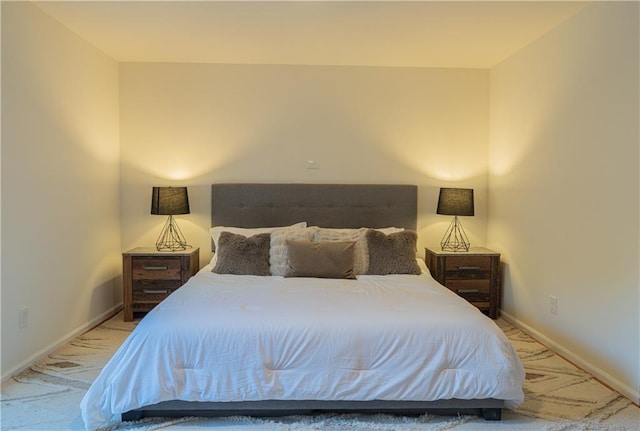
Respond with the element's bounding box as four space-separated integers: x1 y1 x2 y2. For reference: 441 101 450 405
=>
549 296 558 315
307 160 320 170
19 307 29 329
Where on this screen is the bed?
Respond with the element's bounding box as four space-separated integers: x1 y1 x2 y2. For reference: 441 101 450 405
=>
80 183 525 430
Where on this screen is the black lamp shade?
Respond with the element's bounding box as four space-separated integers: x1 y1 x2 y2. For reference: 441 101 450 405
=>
436 188 474 216
151 187 190 215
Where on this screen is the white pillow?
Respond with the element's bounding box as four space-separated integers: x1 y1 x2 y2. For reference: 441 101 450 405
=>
375 227 405 235
312 227 405 275
210 222 306 249
210 222 307 266
270 227 316 276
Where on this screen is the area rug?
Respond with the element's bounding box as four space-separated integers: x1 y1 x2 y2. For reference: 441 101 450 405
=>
1 313 638 431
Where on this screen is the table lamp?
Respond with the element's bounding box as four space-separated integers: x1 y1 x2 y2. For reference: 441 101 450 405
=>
151 186 191 251
436 187 474 252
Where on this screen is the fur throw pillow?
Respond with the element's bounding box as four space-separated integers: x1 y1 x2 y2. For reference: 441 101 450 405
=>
366 229 421 275
213 232 271 276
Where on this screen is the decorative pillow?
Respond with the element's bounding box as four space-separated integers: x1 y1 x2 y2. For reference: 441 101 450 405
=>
285 240 356 279
270 227 316 276
212 232 271 275
313 228 368 275
210 222 306 266
311 227 404 275
366 229 421 275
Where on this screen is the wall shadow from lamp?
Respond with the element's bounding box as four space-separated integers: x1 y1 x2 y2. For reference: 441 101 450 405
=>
151 186 192 251
437 188 474 252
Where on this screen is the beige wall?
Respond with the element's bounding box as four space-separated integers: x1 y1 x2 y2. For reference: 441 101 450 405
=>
1 2 122 378
488 2 639 401
119 63 490 266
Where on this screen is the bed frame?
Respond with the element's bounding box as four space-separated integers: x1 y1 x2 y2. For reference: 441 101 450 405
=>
123 183 504 422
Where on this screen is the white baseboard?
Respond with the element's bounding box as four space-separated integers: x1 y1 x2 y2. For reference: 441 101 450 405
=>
1 303 123 383
500 310 640 405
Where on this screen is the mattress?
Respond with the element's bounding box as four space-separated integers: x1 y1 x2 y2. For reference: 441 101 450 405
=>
81 260 525 430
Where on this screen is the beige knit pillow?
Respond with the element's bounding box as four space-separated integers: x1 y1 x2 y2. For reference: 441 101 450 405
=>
270 227 315 276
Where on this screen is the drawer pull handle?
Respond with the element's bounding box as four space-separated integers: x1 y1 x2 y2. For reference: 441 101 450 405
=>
458 289 480 293
143 266 169 271
143 289 170 294
458 266 481 270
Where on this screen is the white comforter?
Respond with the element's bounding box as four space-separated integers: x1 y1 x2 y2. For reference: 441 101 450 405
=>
81 261 524 430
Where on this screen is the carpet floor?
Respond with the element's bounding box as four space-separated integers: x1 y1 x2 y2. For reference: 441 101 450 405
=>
1 313 638 431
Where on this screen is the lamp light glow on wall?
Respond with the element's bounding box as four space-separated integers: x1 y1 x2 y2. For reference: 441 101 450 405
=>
436 188 474 252
151 186 191 251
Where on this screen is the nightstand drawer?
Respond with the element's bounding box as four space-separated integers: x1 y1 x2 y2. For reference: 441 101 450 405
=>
445 269 491 280
132 280 179 302
447 283 490 303
445 257 491 281
445 256 492 271
445 279 490 292
131 257 181 280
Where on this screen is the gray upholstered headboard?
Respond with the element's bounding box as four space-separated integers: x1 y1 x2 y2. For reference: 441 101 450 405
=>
211 183 417 232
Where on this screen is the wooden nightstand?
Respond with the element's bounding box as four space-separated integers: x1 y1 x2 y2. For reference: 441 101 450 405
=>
122 247 199 321
425 246 500 319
